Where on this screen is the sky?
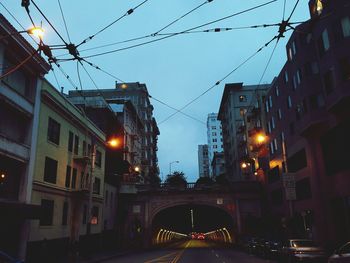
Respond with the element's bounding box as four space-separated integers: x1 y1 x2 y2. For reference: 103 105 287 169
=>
1 0 310 182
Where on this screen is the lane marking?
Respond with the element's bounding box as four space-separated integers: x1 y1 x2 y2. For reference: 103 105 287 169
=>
143 251 178 263
171 240 191 263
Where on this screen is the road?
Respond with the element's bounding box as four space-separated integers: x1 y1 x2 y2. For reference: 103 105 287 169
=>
102 240 277 263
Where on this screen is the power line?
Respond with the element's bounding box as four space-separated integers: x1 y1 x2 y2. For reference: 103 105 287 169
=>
77 0 151 47
53 62 80 90
76 61 83 90
77 0 213 54
149 95 206 125
82 0 277 59
30 0 69 45
0 49 39 79
81 58 125 83
79 61 99 89
57 0 72 43
158 35 278 125
287 0 301 21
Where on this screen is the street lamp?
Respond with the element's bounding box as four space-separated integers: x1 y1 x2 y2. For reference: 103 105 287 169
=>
169 160 179 175
0 26 44 41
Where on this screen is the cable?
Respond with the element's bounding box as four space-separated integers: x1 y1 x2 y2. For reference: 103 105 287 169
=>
53 62 80 90
0 49 39 79
153 0 211 35
51 66 61 89
149 95 206 125
77 22 286 54
30 0 69 45
82 0 277 59
77 61 83 90
77 0 151 47
158 35 278 125
79 61 99 89
282 0 287 20
287 0 300 21
57 0 72 43
80 58 124 83
0 2 39 45
76 0 213 54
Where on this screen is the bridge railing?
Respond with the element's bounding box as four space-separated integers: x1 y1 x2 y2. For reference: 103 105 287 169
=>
135 181 262 193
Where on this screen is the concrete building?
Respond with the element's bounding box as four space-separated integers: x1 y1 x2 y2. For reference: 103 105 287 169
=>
211 152 225 178
27 80 106 262
206 113 224 177
0 14 50 259
68 82 160 183
218 83 270 181
198 145 209 178
262 0 350 248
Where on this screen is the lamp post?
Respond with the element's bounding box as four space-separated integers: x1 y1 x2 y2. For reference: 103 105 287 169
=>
169 161 179 175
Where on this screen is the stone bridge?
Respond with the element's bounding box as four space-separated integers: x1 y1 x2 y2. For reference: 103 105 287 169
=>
117 181 263 247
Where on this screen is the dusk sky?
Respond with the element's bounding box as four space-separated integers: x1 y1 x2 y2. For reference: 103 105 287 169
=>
1 0 310 182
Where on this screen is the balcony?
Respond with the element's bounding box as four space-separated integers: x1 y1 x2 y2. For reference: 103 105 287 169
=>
248 127 263 137
296 109 329 137
326 85 350 117
73 155 91 165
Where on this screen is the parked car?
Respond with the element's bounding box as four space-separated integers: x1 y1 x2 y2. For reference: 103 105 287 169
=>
279 239 327 262
0 251 23 263
245 237 259 254
328 242 350 263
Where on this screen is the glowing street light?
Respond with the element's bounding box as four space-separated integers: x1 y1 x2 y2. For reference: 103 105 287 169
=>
255 133 267 144
28 27 44 39
134 166 140 173
241 162 248 169
107 138 120 148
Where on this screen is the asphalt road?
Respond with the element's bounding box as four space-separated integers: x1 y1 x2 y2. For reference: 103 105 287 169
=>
102 240 277 263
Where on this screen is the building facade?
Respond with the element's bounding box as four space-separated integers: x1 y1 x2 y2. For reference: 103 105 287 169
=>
211 152 225 178
218 83 270 181
27 80 106 262
0 14 50 259
206 113 224 177
197 145 209 178
68 82 160 183
262 0 350 248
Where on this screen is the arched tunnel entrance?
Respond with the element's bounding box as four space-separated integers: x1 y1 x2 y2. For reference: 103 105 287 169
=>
151 204 235 246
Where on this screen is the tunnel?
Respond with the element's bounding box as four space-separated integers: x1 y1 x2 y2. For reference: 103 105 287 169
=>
151 204 235 246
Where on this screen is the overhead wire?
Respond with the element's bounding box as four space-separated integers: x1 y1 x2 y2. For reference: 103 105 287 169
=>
80 58 124 83
30 0 69 45
82 0 278 59
57 0 72 43
0 49 39 79
149 95 206 125
76 0 151 47
158 34 278 125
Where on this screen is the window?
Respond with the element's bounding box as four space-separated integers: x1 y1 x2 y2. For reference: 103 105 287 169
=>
323 69 335 94
92 206 99 224
44 157 58 184
287 96 292 108
265 100 269 113
71 168 77 189
275 86 279 96
271 116 276 129
305 61 319 76
292 75 297 90
339 58 350 81
47 117 60 145
62 201 69 226
239 95 247 102
296 178 312 200
278 109 282 120
296 69 302 84
212 126 216 130
213 138 217 142
341 17 350 38
95 150 102 167
273 138 278 152
74 135 79 155
65 165 71 188
287 148 307 172
212 132 217 136
213 145 217 149
40 199 54 226
284 71 289 83
269 96 273 108
83 141 87 156
267 121 272 134
68 131 73 152
318 29 330 55
269 141 274 155
93 177 101 194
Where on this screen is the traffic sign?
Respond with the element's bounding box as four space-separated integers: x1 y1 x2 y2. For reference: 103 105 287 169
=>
285 187 296 200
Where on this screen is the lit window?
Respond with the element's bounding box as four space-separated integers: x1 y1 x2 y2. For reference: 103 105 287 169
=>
284 71 289 83
275 86 279 96
287 96 292 108
239 95 247 102
341 17 350 38
278 109 282 120
269 96 273 108
271 116 276 129
316 0 323 15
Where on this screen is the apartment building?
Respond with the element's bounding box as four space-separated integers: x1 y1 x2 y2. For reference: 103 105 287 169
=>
198 145 209 178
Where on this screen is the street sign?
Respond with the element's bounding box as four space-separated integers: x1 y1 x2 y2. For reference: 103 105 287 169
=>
133 205 141 214
285 187 297 200
282 173 296 187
